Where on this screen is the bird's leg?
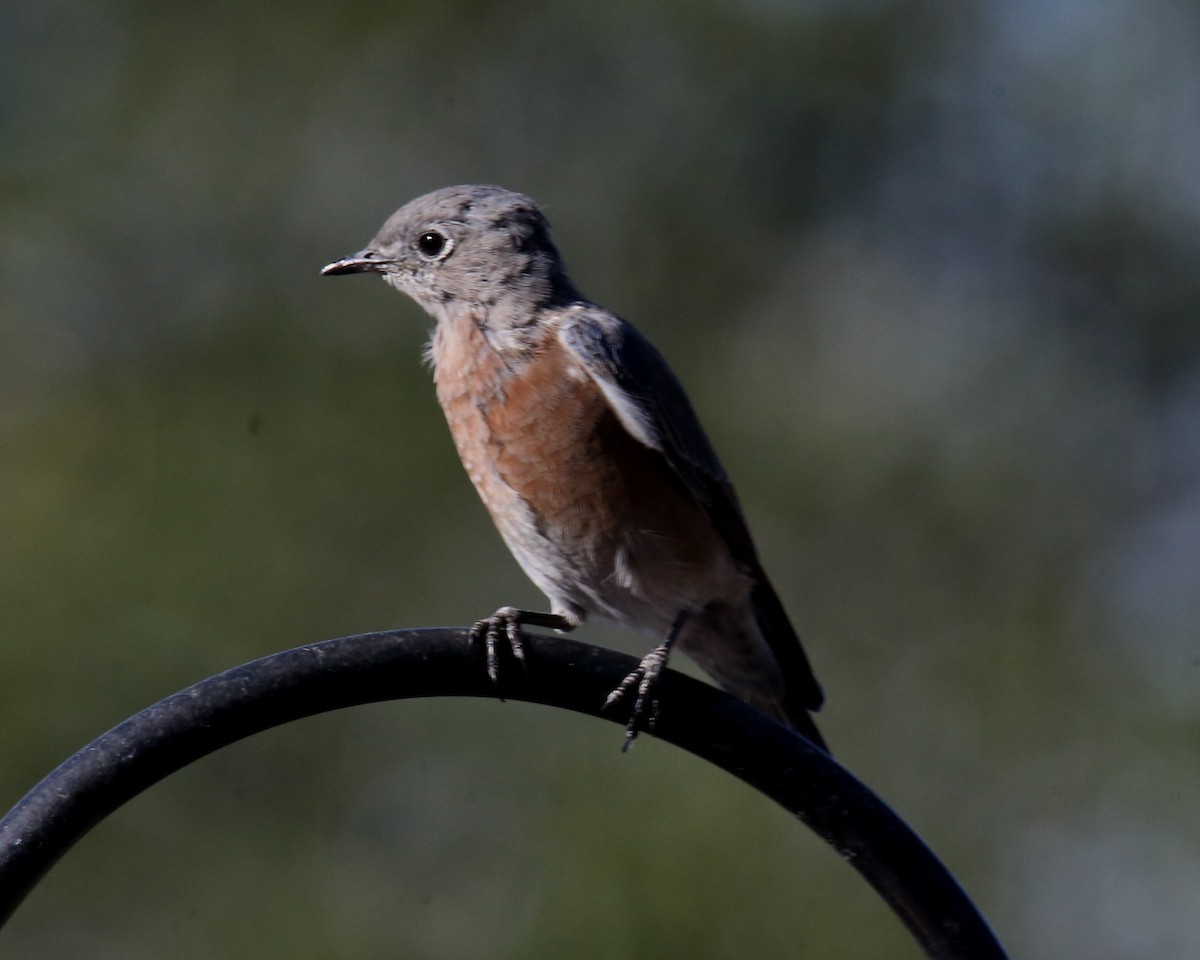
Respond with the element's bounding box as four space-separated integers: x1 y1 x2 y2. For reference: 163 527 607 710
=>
469 606 576 689
605 610 690 751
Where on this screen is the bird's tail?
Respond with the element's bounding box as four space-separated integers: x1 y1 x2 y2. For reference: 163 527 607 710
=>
750 577 831 755
767 698 830 754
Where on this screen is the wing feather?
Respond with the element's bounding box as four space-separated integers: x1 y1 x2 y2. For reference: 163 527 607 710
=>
558 309 753 556
558 308 825 714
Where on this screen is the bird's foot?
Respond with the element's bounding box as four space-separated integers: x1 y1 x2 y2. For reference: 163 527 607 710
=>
604 640 673 751
469 607 573 693
605 612 687 751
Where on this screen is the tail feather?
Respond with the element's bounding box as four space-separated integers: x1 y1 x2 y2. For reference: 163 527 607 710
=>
772 698 830 754
750 574 830 755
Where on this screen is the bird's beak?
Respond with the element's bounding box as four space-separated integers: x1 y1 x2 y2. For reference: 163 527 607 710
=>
321 249 391 276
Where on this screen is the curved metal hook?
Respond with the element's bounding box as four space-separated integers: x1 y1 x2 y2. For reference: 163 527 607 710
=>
0 628 1007 959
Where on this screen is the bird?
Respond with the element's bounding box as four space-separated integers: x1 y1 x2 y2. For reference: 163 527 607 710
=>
322 185 827 752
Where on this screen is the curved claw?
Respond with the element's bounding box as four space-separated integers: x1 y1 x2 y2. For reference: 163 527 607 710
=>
470 606 521 690
468 607 575 694
604 638 674 751
603 611 688 751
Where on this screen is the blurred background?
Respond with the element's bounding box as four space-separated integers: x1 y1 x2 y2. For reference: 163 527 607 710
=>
2 0 1198 957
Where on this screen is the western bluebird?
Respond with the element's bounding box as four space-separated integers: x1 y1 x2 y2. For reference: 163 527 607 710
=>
323 185 827 752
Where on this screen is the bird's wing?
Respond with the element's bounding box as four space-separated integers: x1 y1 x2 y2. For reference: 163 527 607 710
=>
558 307 824 713
558 308 752 557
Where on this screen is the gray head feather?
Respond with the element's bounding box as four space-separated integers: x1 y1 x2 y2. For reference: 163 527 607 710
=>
323 185 579 321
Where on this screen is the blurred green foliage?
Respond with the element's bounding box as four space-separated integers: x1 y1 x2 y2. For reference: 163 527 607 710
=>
3 1 1199 957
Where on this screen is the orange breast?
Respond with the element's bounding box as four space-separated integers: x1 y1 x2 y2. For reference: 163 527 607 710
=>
430 311 730 617
433 316 617 538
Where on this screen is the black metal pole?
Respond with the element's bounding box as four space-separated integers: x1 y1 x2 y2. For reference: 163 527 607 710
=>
0 628 1007 959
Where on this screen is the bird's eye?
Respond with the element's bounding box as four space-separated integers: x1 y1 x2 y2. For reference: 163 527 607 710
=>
416 230 451 260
